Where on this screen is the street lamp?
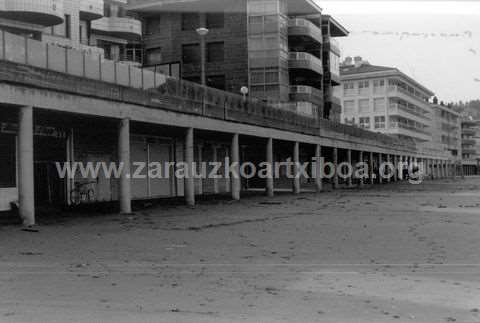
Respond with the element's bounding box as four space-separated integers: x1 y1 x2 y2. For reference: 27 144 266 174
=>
196 27 209 86
240 86 249 102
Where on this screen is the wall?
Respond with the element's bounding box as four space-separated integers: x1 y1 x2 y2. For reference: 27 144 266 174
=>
142 0 249 93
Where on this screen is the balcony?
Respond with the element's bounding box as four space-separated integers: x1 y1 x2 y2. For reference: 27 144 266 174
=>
462 138 476 146
288 18 322 45
387 85 430 107
91 16 142 41
462 128 477 136
389 122 431 141
324 37 341 56
0 0 64 26
389 103 430 123
289 52 323 76
80 0 104 21
289 85 323 105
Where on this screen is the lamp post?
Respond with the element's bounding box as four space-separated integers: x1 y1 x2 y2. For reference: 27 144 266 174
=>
196 27 209 86
240 86 249 102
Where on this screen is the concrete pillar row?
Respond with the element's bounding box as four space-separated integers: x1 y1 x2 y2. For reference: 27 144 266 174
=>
293 142 301 194
333 147 339 189
347 149 353 187
315 144 323 192
212 145 219 194
197 144 204 195
359 151 365 187
18 106 35 226
118 118 132 214
369 151 374 185
387 154 392 183
184 127 195 207
231 133 241 201
378 153 383 184
266 138 274 197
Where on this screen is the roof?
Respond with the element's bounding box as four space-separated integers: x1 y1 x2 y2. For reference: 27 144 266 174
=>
340 63 435 96
322 15 349 37
340 64 396 75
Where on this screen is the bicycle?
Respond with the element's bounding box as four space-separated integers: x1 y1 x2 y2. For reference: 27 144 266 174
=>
70 181 97 206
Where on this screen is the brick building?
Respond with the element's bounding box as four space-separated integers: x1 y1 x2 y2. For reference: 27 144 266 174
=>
127 0 348 120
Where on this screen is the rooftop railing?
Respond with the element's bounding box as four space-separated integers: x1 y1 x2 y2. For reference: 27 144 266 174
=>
0 30 416 152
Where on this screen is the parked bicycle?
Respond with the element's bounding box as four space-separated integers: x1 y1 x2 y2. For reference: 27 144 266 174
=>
70 181 97 206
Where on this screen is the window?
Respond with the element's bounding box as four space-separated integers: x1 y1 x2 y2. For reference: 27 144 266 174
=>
79 20 90 45
104 3 111 17
182 44 200 64
0 134 16 188
126 44 143 64
359 99 370 113
344 117 355 125
359 117 370 129
207 75 226 90
358 81 369 89
207 12 224 29
207 42 224 62
373 79 385 87
265 68 279 83
145 47 162 65
47 14 71 38
343 100 355 114
374 98 386 112
344 82 355 96
145 17 161 35
182 13 200 31
375 116 386 129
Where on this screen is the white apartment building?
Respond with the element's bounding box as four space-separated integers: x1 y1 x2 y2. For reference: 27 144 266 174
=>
336 57 451 158
430 102 462 161
0 0 141 61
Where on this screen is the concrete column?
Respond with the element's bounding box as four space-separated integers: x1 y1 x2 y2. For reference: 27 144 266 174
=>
184 127 195 206
359 151 365 187
333 147 339 189
293 141 301 194
369 151 374 185
378 153 383 184
266 138 274 197
315 144 323 192
225 147 231 193
347 149 353 187
197 144 203 195
118 118 132 214
231 133 241 200
212 145 219 194
18 106 35 226
393 155 398 182
386 155 392 183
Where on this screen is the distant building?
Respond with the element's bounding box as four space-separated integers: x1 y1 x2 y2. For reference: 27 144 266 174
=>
461 119 480 175
0 0 141 62
336 57 451 159
127 0 348 120
430 102 462 161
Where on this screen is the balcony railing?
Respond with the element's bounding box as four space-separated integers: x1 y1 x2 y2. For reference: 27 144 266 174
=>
288 18 323 45
390 122 431 136
389 103 430 121
0 30 419 153
0 0 64 26
323 37 340 56
289 52 323 76
92 16 142 40
387 85 429 106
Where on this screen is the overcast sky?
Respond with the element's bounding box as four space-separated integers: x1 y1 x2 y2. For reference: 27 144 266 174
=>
319 1 480 102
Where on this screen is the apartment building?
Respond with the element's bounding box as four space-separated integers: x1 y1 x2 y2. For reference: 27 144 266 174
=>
127 0 347 120
430 101 462 161
461 119 480 175
0 0 141 60
336 57 453 159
